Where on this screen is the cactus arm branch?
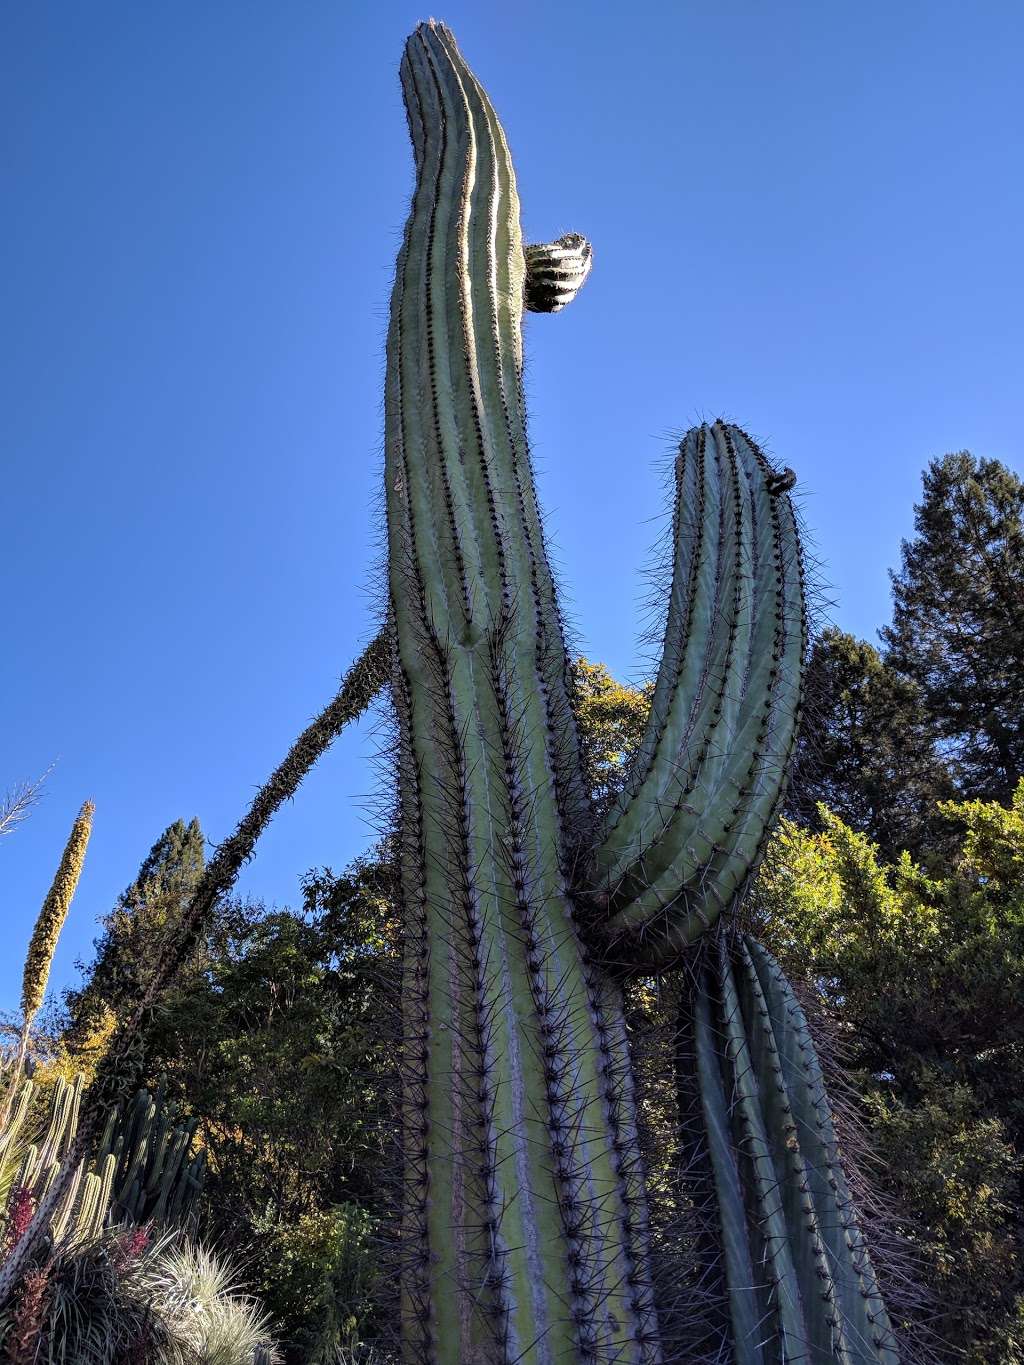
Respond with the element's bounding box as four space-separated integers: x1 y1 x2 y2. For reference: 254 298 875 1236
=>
745 938 900 1364
689 936 901 1362
589 423 806 969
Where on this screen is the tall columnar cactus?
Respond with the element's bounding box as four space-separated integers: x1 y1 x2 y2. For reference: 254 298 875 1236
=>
382 21 887 1365
387 27 658 1360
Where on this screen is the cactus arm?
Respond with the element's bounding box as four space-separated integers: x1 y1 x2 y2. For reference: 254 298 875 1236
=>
693 980 767 1365
388 23 658 1363
524 234 593 313
710 936 810 1360
49 1160 84 1243
733 939 856 1363
590 423 805 967
745 939 900 1364
690 936 900 1363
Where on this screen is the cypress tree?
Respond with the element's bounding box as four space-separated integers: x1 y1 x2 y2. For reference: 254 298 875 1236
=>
788 628 954 861
882 451 1024 802
64 818 205 1048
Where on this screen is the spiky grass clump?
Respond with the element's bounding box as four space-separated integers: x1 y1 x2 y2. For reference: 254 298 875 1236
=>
133 1239 279 1365
0 1229 280 1365
0 1228 171 1365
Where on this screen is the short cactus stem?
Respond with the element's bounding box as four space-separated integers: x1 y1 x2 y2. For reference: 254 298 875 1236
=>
524 234 594 313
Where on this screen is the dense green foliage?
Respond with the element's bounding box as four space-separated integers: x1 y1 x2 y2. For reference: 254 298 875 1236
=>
755 784 1024 1361
59 852 397 1360
789 629 954 861
144 859 396 1232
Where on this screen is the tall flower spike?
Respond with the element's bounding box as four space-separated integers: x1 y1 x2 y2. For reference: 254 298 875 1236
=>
20 801 94 1028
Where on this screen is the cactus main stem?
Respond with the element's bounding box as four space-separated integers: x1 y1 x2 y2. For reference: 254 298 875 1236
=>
386 23 658 1365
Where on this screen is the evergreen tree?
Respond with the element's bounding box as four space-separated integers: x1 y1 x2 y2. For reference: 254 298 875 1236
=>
882 451 1024 802
63 818 205 1050
788 628 954 861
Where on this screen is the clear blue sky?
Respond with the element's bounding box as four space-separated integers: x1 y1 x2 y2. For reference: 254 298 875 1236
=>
3 1 1022 1013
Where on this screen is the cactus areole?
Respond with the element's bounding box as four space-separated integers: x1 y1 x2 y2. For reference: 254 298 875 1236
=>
384 21 891 1365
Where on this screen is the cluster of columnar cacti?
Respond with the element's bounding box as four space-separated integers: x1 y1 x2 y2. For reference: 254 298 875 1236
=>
1 1070 204 1251
98 1082 206 1227
383 20 898 1364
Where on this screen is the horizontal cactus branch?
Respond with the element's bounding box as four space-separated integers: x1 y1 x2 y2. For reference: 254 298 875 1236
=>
590 421 806 970
691 933 899 1364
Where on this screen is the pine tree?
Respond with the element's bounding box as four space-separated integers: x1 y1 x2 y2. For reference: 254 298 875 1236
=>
63 819 205 1050
788 628 954 861
882 452 1024 802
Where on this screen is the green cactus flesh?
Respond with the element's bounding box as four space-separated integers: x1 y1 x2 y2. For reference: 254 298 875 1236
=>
3 1074 203 1247
381 18 888 1365
693 935 899 1364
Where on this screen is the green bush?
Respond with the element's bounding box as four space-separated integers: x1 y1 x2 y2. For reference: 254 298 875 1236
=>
256 1204 379 1362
